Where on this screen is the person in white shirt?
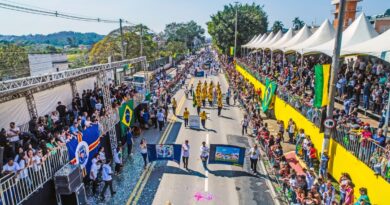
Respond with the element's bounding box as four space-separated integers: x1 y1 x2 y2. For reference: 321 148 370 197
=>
90 158 101 195
98 147 106 163
2 158 20 175
95 99 103 111
7 122 21 153
157 109 165 131
114 146 123 175
248 144 260 173
140 139 148 169
32 149 44 172
100 159 115 200
182 140 190 170
200 141 209 170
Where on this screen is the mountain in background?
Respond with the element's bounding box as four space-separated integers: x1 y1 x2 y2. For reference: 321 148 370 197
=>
0 31 104 47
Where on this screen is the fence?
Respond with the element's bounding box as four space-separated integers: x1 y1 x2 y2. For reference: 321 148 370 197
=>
0 146 69 205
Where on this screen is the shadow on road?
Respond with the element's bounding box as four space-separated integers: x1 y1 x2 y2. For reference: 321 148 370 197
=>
219 115 234 120
160 166 206 178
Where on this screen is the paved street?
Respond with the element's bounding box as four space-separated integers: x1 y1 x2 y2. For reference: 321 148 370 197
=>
122 70 278 205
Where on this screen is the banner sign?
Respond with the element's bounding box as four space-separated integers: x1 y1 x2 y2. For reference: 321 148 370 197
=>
189 115 201 129
262 78 277 112
195 70 205 77
119 99 134 136
147 144 182 164
67 124 101 174
208 144 246 167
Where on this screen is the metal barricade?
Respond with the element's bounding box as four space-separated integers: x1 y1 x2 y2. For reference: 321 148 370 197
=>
0 146 69 205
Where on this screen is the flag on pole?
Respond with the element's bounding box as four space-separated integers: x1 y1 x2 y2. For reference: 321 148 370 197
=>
262 78 277 112
119 100 134 136
314 64 330 108
230 47 235 56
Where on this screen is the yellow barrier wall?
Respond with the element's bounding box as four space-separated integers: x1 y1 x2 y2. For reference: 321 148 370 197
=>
235 64 390 205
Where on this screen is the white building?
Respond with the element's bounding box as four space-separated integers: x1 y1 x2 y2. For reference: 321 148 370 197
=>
28 54 69 76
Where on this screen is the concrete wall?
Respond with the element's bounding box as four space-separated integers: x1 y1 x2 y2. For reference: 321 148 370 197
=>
235 64 390 205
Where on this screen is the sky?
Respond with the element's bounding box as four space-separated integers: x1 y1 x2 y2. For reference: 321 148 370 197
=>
0 0 389 36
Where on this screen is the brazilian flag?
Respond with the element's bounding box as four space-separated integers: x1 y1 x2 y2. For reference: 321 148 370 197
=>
119 99 134 136
230 46 235 56
314 64 330 108
262 78 277 112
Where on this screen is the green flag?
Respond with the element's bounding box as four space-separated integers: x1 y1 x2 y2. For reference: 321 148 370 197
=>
262 78 277 112
119 99 134 136
192 93 197 107
314 64 330 108
230 47 235 56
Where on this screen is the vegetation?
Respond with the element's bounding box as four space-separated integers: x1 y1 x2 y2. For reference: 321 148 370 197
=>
272 21 284 33
207 3 268 55
292 17 305 30
0 31 104 47
163 21 205 50
0 44 29 79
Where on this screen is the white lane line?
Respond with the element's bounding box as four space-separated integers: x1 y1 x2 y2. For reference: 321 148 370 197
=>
205 133 209 192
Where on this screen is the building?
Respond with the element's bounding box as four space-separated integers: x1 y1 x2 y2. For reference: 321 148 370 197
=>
28 54 69 76
332 0 362 30
368 9 390 34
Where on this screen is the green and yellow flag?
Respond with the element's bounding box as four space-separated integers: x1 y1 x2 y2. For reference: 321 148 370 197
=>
230 46 235 56
262 78 277 112
119 99 134 136
314 64 330 108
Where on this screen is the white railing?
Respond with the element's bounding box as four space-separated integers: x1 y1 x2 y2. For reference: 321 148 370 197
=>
0 146 69 205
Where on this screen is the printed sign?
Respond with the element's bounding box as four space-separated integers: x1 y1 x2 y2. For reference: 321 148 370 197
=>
147 144 182 164
208 144 246 167
189 115 201 129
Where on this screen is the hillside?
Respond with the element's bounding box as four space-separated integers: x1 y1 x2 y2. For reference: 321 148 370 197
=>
0 31 104 47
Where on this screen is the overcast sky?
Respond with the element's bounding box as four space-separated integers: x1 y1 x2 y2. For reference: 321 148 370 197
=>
0 0 389 35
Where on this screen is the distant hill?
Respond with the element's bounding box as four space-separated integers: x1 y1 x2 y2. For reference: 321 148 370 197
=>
0 31 104 47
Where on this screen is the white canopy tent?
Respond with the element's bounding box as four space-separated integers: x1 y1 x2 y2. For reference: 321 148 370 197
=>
342 28 390 54
305 13 378 56
270 28 294 51
279 25 312 52
253 32 274 49
286 19 335 53
242 34 259 48
261 30 283 49
247 34 267 48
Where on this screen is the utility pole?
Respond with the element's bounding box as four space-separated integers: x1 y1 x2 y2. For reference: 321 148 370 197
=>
234 1 239 59
119 18 125 60
320 0 346 165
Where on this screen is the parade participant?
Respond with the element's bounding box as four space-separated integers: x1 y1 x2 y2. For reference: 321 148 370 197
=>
217 97 223 116
100 159 116 200
183 108 190 127
200 141 209 170
126 127 134 156
200 110 207 129
208 89 213 107
248 144 260 174
90 158 101 195
182 140 190 170
114 146 123 175
172 98 177 116
202 89 207 107
140 139 148 169
196 93 202 115
190 84 194 97
241 115 249 136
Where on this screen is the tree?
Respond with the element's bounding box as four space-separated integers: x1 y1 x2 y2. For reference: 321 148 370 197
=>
292 17 305 31
0 44 29 79
272 21 284 33
164 41 187 57
163 21 205 51
207 3 268 55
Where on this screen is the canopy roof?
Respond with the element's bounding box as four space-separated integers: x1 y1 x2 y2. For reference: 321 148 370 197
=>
281 25 312 51
270 28 294 50
287 19 335 53
253 32 274 48
305 13 378 56
343 28 390 55
261 30 283 49
247 34 267 48
242 34 260 48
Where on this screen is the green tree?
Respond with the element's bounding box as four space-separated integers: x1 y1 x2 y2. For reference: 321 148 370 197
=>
163 20 205 50
272 21 284 33
0 44 29 79
292 17 305 31
207 3 268 55
164 41 187 56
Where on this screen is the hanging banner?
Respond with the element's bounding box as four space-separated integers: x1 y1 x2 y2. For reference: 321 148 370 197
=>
119 99 134 136
189 115 201 129
262 78 277 112
208 144 246 167
147 144 182 164
67 124 101 174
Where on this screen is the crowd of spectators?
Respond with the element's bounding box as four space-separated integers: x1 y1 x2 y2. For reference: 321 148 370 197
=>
223 57 375 204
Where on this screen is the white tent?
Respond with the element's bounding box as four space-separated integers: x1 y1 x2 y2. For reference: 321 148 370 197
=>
261 30 283 49
342 28 390 55
287 19 335 53
242 34 260 48
270 28 294 51
248 33 268 48
305 13 378 56
280 25 312 52
253 32 274 48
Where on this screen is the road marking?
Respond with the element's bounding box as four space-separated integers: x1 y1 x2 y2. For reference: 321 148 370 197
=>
127 77 194 205
204 171 209 192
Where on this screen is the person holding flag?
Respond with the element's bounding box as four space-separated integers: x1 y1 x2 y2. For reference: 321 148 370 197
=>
183 108 190 127
172 98 177 116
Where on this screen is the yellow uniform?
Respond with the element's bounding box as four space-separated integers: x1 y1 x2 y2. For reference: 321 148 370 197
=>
200 112 207 120
183 110 189 119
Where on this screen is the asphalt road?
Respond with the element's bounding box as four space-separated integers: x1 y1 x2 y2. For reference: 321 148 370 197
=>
125 70 278 205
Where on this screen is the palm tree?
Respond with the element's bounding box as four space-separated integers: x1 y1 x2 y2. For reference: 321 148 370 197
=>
272 21 284 33
292 17 305 30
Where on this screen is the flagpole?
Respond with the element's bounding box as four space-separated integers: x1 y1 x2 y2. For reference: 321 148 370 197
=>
234 1 239 59
320 0 346 175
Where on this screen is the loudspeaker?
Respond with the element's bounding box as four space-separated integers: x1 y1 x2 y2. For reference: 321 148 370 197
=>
54 163 83 195
59 184 87 205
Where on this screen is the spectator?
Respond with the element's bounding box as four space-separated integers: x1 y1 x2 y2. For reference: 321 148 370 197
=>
56 101 67 124
2 158 20 175
355 187 370 205
6 122 21 154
